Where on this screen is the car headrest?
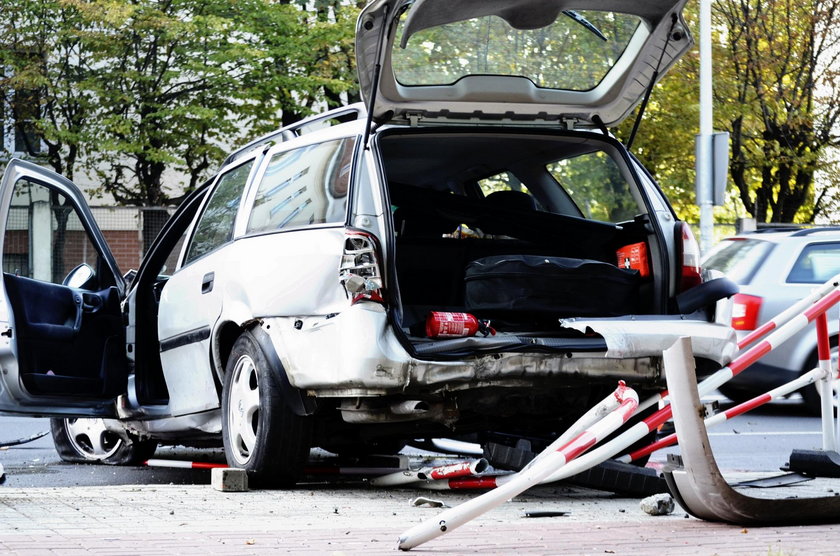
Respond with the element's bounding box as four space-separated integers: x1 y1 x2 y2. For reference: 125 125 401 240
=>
484 190 537 212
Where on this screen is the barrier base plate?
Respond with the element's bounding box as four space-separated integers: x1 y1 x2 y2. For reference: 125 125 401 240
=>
785 449 840 478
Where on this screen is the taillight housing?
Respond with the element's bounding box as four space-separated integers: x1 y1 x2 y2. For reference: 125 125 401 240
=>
677 222 702 292
339 230 385 305
731 293 762 330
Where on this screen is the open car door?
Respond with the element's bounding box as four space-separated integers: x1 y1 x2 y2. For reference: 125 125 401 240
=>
0 159 126 417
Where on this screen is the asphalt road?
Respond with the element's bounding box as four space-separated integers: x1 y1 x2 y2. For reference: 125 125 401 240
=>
0 394 828 489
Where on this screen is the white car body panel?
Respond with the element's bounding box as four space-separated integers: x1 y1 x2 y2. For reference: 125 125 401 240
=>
158 250 223 416
264 305 411 392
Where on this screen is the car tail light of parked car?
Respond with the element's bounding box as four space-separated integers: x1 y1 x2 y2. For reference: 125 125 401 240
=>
730 293 763 330
340 230 385 305
678 222 703 292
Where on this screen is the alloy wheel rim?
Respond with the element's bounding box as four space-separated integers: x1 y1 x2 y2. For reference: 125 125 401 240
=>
227 354 261 466
64 418 123 460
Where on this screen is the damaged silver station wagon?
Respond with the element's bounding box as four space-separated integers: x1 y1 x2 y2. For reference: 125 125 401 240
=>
0 0 737 485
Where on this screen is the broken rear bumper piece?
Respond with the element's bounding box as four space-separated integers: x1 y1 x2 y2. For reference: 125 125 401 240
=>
559 317 738 366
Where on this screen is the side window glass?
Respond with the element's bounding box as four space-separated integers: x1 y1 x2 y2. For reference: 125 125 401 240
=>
4 178 99 285
787 243 840 284
547 151 639 223
247 136 356 234
184 161 253 264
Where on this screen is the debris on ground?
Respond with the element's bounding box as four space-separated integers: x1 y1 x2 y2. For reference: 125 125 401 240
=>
640 492 675 516
523 510 568 518
411 496 448 508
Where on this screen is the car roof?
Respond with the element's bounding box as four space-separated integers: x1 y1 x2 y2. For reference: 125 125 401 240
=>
727 227 840 243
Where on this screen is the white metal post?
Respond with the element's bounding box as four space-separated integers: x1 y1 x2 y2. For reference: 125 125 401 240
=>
697 0 714 253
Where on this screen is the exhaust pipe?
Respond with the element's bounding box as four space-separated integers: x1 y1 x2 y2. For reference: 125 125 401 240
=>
390 400 430 415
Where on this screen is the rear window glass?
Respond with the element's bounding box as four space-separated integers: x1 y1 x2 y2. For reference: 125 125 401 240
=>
702 238 774 284
787 242 840 284
392 9 643 91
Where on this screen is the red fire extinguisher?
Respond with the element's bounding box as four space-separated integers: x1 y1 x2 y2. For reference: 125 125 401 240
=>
425 312 495 338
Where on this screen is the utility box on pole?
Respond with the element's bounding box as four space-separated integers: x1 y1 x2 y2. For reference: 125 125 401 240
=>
695 131 729 207
711 131 729 206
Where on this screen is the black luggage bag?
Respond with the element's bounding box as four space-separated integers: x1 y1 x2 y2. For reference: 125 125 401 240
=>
464 254 640 319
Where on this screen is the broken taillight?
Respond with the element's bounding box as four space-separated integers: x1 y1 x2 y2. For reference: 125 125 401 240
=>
677 222 702 292
731 293 762 330
339 230 385 305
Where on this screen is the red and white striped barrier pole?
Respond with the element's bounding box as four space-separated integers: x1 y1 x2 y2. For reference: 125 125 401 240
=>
370 459 489 487
737 273 840 350
617 365 828 463
541 286 840 484
145 459 227 469
145 459 408 477
420 475 512 490
815 312 838 451
397 382 638 551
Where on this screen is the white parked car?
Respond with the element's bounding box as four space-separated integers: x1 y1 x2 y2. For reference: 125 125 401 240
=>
703 227 840 413
0 0 737 485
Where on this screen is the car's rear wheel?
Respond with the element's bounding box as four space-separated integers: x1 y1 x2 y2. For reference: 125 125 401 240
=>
800 344 839 416
717 383 756 405
50 418 157 465
222 331 311 487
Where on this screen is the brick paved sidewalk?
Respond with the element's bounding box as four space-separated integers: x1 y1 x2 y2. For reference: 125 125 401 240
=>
1 479 839 555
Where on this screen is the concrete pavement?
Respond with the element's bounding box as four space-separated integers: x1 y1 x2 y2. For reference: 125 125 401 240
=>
2 475 840 555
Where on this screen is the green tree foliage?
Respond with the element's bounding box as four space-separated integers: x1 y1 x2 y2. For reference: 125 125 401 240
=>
716 0 840 223
0 0 360 206
619 0 840 224
0 0 99 181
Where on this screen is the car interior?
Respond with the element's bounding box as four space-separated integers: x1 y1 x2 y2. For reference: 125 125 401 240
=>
378 130 658 338
4 273 127 397
2 177 127 398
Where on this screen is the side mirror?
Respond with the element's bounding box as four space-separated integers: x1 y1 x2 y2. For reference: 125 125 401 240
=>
63 263 96 289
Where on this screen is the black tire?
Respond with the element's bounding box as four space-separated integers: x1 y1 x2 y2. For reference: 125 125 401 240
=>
321 438 407 457
800 345 838 416
221 330 312 487
718 383 756 405
50 418 157 465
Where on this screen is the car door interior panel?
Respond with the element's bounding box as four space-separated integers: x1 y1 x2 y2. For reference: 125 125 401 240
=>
4 273 127 397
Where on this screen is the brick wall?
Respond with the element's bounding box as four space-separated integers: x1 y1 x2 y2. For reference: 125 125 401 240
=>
104 229 143 272
2 210 158 279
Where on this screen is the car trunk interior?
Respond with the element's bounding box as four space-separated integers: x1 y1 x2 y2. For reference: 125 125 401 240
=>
378 129 658 351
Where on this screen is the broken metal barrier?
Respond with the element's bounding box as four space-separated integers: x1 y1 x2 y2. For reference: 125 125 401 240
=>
618 364 827 464
536 280 840 487
397 381 639 551
616 274 840 474
663 336 840 524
